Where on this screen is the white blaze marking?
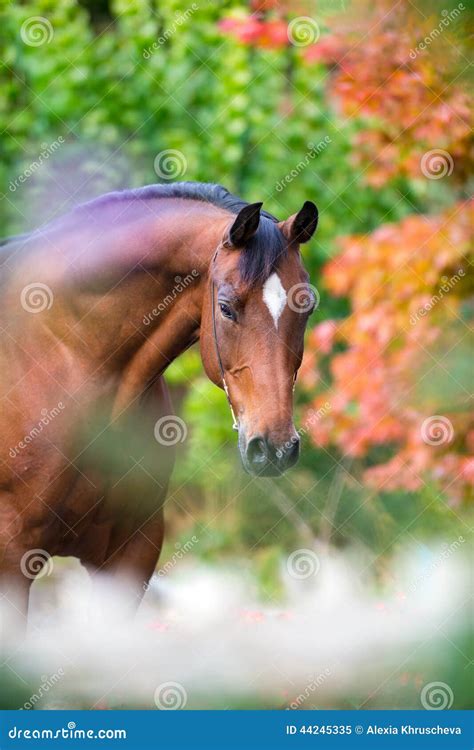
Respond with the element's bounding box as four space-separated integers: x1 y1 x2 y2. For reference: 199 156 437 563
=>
262 272 286 329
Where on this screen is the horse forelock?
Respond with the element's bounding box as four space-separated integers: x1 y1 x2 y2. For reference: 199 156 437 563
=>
237 216 287 288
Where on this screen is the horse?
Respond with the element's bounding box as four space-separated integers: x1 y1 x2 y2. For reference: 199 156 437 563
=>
0 182 318 624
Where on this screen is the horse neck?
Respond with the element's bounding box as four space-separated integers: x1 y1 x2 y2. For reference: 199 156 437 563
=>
56 200 230 403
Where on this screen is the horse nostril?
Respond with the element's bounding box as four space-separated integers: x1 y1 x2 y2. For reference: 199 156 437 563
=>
291 437 300 454
246 436 267 466
243 435 300 476
276 437 300 467
287 438 300 465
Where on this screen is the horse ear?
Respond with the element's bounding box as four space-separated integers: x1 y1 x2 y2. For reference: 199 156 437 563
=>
280 201 319 244
227 202 263 248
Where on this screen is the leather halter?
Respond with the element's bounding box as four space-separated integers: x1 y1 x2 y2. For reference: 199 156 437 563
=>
210 245 239 431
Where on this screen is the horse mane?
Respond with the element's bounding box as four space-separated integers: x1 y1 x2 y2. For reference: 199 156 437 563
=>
0 182 287 285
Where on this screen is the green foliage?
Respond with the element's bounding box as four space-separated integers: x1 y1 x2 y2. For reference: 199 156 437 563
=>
1 0 466 567
1 0 414 256
1 2 471 711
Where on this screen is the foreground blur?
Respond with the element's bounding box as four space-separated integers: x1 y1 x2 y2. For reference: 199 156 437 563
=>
0 544 470 710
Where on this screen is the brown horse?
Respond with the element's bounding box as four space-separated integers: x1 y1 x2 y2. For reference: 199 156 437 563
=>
0 182 318 622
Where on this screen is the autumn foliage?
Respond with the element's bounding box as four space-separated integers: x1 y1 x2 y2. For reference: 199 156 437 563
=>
304 1 473 187
221 1 473 500
304 202 473 499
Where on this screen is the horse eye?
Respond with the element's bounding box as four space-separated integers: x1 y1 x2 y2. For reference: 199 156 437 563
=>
219 302 236 321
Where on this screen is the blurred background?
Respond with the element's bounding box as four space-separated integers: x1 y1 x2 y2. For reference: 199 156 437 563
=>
1 0 472 710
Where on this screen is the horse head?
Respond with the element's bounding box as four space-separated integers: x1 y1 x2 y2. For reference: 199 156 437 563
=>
201 200 318 476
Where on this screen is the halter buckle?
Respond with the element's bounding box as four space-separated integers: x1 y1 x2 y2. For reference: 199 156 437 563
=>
223 379 239 431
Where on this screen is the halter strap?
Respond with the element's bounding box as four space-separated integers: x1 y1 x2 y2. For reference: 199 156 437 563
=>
210 248 239 431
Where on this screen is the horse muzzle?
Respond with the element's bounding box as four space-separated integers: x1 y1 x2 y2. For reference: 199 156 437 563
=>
239 432 300 477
